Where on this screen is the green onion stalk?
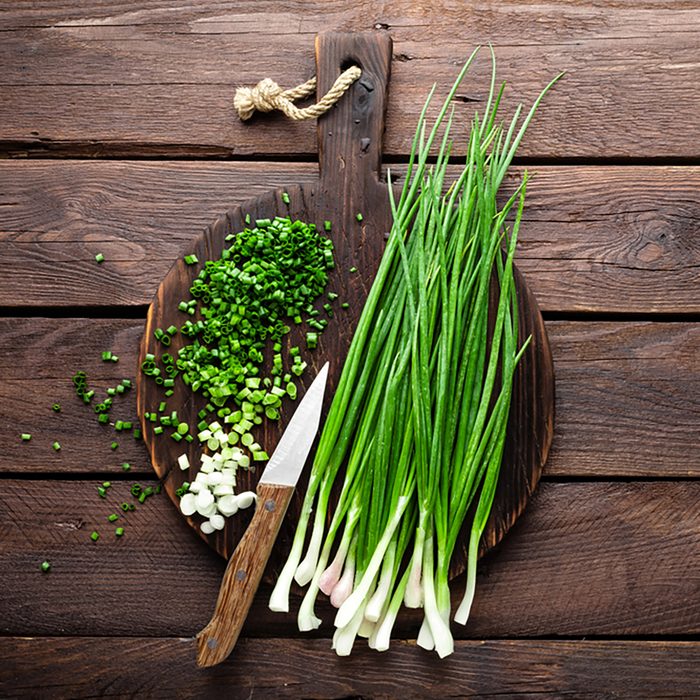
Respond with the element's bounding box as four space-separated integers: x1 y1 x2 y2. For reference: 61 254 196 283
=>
269 46 562 656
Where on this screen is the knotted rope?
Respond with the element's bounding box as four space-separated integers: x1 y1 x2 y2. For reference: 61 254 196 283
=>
234 65 361 121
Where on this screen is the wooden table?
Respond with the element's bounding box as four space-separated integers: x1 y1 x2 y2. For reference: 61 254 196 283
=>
1 2 699 697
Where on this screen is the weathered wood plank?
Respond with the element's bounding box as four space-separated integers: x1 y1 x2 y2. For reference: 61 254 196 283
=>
2 637 699 699
0 480 697 637
1 318 698 477
1 162 698 312
0 2 698 158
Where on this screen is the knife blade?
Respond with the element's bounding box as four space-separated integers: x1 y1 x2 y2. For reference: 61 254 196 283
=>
259 360 329 487
196 361 330 667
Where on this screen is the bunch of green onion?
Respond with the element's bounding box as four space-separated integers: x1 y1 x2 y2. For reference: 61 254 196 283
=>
268 48 561 657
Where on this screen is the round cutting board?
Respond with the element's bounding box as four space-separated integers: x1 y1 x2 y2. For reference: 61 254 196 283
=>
137 32 555 580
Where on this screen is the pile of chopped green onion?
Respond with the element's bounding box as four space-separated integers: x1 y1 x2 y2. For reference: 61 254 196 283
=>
268 48 561 657
141 215 335 466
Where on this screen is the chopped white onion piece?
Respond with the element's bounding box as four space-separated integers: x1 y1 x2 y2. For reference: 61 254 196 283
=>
178 454 190 471
217 495 239 516
188 480 203 494
207 472 223 485
180 493 196 517
200 521 215 535
236 491 257 509
197 430 212 442
209 513 225 530
195 489 214 510
198 501 217 518
213 484 234 496
220 470 236 486
200 461 214 474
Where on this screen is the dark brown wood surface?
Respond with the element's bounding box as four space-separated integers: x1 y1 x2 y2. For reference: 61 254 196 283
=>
2 638 699 699
1 480 698 638
1 4 699 697
1 1 698 159
1 163 698 312
138 32 554 577
1 319 698 478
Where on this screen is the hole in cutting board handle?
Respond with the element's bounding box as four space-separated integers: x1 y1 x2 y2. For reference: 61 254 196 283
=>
340 58 362 72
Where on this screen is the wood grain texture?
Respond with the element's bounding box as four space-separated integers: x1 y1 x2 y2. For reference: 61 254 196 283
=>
196 482 295 667
1 162 698 312
1 479 697 638
138 32 554 577
0 2 698 158
2 637 699 699
1 318 697 477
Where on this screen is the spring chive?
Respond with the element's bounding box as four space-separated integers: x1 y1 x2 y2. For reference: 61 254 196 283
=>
90 531 100 542
282 192 290 204
269 49 561 658
21 433 31 441
52 403 61 412
52 441 61 451
115 527 125 537
355 212 363 222
41 560 51 572
184 254 199 265
95 253 105 264
108 513 119 522
110 441 118 450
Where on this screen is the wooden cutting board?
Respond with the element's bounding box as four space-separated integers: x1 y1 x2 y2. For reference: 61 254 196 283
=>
136 31 555 581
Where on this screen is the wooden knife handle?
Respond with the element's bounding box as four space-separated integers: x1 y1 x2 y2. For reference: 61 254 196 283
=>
195 482 295 667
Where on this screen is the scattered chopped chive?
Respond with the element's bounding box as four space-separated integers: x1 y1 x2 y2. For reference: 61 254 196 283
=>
97 486 107 498
103 481 111 488
90 531 100 542
349 266 358 273
52 441 61 451
41 560 51 573
130 484 142 497
115 527 125 537
98 413 109 424
356 212 363 222
108 513 119 522
21 433 31 441
184 254 199 265
164 389 174 397
282 192 290 204
306 331 318 349
95 253 105 264
253 450 269 461
52 403 61 412
120 502 130 512
341 302 350 309
101 351 112 361
110 441 118 450
158 402 167 412
121 462 131 471
327 292 338 301
324 220 332 231
177 422 189 435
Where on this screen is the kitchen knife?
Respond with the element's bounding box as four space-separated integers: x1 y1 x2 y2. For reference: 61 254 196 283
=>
196 361 329 667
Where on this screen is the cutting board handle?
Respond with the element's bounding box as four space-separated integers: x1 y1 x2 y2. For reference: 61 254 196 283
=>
315 32 392 191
